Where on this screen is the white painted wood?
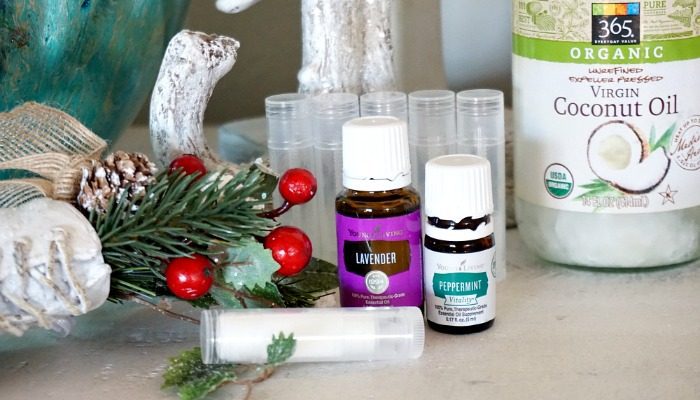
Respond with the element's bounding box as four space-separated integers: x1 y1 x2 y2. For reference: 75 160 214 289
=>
298 0 395 94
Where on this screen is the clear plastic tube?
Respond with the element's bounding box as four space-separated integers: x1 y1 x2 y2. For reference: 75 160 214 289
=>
266 93 312 150
360 91 407 121
200 307 425 364
311 93 359 263
456 89 507 281
407 90 457 202
265 93 316 239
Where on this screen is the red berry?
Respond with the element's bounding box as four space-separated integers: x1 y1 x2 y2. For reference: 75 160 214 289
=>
279 168 317 205
165 254 213 300
264 226 313 276
169 154 207 178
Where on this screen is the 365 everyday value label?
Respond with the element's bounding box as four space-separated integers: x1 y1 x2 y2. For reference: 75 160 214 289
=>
423 246 496 327
336 210 423 307
513 0 700 214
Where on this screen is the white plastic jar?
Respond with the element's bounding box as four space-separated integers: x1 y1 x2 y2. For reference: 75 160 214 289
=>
512 0 700 267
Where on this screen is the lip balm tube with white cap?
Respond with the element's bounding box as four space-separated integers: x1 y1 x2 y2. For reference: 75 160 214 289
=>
200 307 425 364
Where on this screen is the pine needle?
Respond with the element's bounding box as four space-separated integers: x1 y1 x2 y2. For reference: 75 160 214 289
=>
92 168 277 301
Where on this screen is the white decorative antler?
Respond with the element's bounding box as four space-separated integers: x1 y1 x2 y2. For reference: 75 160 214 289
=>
149 30 240 170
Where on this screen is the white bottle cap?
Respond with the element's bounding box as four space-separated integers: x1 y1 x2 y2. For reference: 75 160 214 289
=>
425 154 494 241
342 116 411 191
200 307 425 364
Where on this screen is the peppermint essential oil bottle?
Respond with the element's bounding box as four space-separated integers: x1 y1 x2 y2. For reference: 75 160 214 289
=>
336 116 423 308
423 154 495 334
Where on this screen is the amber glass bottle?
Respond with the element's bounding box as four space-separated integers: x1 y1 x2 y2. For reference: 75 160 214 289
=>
423 154 496 334
336 187 420 219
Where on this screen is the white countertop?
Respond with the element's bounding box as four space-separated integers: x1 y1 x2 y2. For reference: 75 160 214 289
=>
1 126 698 400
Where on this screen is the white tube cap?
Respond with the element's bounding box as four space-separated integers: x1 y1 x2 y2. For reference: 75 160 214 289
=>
342 116 411 191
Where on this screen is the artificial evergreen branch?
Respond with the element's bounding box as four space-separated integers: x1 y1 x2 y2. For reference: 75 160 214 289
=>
276 279 326 308
90 167 278 302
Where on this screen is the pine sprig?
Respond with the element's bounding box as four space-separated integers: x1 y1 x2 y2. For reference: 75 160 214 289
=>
275 257 338 307
275 281 323 308
91 167 278 301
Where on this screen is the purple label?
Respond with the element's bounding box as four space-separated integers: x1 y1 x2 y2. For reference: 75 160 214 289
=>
336 210 423 307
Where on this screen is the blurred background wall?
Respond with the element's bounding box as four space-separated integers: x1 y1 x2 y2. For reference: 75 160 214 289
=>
135 0 511 125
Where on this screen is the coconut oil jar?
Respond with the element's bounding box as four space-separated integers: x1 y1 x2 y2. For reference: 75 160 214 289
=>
512 0 700 267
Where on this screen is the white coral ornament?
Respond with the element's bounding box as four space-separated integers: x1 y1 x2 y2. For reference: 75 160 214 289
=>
0 198 111 336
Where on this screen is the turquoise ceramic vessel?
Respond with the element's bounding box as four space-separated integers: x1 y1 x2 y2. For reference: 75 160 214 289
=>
0 0 190 142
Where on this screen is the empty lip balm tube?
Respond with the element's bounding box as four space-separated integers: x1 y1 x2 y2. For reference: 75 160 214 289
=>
407 90 457 201
264 93 316 237
200 307 425 364
310 92 359 264
456 89 507 281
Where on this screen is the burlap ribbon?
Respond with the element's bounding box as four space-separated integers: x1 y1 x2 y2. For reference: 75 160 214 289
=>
0 103 107 208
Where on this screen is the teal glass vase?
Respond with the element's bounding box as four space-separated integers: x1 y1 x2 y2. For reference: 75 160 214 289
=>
0 0 191 143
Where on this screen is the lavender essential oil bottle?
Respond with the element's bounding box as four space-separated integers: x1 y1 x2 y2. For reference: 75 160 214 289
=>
335 116 423 308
